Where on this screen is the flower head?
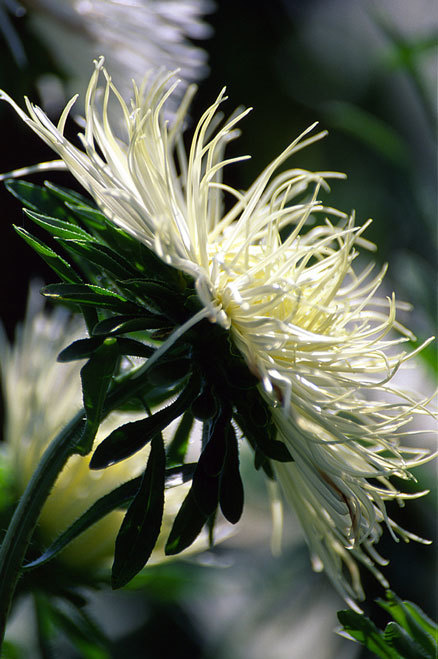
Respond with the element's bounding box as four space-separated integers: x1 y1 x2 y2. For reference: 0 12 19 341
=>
5 0 212 112
1 61 435 603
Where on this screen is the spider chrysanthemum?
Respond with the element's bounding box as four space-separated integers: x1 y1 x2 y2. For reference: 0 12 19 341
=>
1 59 435 606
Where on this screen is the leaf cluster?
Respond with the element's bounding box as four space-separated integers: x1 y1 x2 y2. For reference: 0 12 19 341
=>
338 590 438 658
9 180 293 589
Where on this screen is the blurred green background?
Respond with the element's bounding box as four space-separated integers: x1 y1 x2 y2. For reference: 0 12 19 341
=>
0 1 436 657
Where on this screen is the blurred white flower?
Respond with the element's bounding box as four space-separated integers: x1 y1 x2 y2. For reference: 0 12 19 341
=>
2 0 213 113
0 63 435 605
0 285 205 569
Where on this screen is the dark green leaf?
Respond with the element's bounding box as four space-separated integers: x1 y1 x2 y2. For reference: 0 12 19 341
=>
115 338 154 358
78 338 120 455
46 601 110 659
112 434 165 589
59 239 138 280
147 356 192 386
117 279 186 321
225 359 259 390
66 203 108 231
256 453 275 479
89 418 155 469
191 386 218 420
5 179 71 219
58 337 104 362
58 336 154 362
42 283 139 314
219 425 244 524
166 412 194 467
378 591 438 657
339 591 438 658
165 490 207 556
337 610 397 659
14 226 81 284
91 373 201 469
384 622 429 659
24 477 142 570
191 408 230 516
23 465 194 572
403 602 438 653
234 393 293 463
45 181 96 209
92 314 169 335
24 209 92 240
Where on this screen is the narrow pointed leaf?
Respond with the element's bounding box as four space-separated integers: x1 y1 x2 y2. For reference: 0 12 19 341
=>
92 314 168 335
384 622 429 659
14 226 81 284
112 434 166 589
42 282 139 314
165 490 207 556
5 179 71 218
23 464 196 572
45 181 95 209
67 203 108 230
78 338 120 455
117 279 186 321
58 337 104 362
23 477 142 570
191 386 218 420
191 408 229 516
58 336 154 362
337 610 397 658
219 425 244 524
402 603 438 655
115 338 154 358
91 373 201 469
147 357 192 386
378 591 437 657
166 412 194 467
24 209 92 240
60 239 138 280
234 393 293 463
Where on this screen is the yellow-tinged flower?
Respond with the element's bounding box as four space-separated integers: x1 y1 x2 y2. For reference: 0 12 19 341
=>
1 61 435 605
0 287 202 570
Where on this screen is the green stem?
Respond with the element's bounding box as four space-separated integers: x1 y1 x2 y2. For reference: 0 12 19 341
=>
0 409 84 646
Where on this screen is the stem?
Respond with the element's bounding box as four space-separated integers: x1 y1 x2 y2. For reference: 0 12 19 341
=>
0 409 84 645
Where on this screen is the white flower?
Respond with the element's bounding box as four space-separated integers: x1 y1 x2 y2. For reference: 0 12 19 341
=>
0 285 204 569
0 62 435 603
5 0 212 113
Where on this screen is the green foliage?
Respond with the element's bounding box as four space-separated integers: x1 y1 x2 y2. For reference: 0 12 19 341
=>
78 338 120 455
166 412 194 467
219 424 244 524
13 226 81 284
23 465 196 573
33 592 110 659
90 373 201 469
164 490 209 556
338 591 438 658
9 179 292 587
112 434 166 589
